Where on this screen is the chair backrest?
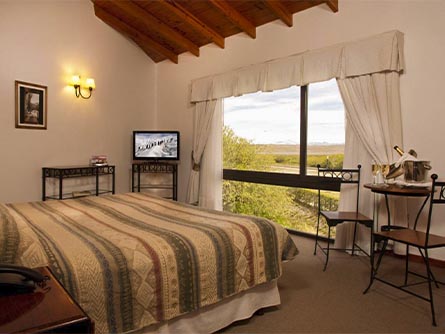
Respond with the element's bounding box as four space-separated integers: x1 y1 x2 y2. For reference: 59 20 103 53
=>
424 174 445 242
317 164 362 213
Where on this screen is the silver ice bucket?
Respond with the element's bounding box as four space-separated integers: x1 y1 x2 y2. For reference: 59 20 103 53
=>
403 161 432 183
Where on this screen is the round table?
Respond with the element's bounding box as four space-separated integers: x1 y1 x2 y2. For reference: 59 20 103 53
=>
364 183 431 230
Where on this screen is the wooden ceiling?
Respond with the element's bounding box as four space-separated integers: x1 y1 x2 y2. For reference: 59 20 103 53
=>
92 0 338 64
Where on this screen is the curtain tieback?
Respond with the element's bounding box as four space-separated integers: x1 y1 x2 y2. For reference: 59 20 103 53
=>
191 150 201 171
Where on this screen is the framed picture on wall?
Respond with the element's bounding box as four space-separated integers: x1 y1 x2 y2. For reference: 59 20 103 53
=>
15 80 47 130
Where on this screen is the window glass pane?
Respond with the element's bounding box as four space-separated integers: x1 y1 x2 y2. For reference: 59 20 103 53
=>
223 80 345 236
307 79 345 174
224 86 300 174
222 180 337 237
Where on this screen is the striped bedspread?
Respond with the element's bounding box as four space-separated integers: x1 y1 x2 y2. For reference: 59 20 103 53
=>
0 192 298 333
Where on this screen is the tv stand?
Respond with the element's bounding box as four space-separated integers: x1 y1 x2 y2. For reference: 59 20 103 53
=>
42 165 115 201
131 161 178 201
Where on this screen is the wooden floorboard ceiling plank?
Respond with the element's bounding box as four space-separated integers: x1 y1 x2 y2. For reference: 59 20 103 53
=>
93 5 178 64
160 0 225 49
207 0 256 39
109 0 200 57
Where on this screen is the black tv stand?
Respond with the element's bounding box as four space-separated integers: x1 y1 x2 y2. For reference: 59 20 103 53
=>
131 161 178 201
42 165 115 201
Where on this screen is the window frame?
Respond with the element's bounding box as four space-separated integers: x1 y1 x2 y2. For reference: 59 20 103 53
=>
222 85 342 192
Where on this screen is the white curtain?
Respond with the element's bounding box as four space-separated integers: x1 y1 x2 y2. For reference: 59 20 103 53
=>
186 99 217 205
199 100 223 210
187 30 405 246
336 72 405 251
191 30 404 103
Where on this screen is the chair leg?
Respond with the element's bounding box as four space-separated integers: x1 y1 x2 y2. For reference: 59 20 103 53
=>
419 248 440 288
404 244 409 286
351 221 358 256
374 238 388 275
369 224 374 282
364 237 387 294
323 225 331 271
424 249 437 326
314 213 321 255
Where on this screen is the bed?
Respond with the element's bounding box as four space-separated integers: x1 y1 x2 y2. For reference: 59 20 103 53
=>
0 192 298 333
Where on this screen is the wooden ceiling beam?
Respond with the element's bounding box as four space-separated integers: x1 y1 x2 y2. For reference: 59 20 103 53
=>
94 5 178 64
160 0 225 49
264 0 293 27
325 0 339 13
101 0 200 57
208 0 256 39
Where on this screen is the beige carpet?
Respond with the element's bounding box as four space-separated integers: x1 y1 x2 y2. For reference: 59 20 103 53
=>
220 234 445 333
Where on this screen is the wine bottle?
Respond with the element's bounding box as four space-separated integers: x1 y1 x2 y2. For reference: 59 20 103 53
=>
386 145 410 179
394 145 418 158
394 145 404 156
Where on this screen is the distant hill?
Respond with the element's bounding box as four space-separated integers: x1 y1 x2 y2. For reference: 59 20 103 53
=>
256 144 344 155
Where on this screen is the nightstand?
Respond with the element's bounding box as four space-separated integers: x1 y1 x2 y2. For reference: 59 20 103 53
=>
0 266 93 333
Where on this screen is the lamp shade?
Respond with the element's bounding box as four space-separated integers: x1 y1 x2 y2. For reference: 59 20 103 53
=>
85 78 95 89
71 75 81 86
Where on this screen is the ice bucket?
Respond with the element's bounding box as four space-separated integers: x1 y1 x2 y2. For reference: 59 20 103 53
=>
403 161 432 183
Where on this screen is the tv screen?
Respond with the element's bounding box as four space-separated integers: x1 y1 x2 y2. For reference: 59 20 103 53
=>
133 131 180 160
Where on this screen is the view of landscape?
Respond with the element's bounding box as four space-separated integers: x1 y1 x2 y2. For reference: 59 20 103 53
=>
223 79 345 235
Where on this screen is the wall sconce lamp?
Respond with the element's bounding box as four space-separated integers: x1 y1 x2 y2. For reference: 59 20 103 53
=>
72 75 95 99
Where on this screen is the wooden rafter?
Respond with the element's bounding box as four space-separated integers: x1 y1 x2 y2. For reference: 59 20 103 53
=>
94 5 178 63
208 0 256 39
159 0 225 49
264 0 293 27
91 0 338 64
102 0 200 57
325 0 339 13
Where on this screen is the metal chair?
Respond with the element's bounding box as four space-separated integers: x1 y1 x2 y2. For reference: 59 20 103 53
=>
314 164 374 271
364 174 445 326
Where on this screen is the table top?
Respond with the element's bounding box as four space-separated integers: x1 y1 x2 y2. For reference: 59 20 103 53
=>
0 266 90 333
43 164 113 169
364 183 431 197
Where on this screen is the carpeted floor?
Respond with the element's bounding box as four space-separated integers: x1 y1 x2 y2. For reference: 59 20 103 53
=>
220 234 445 333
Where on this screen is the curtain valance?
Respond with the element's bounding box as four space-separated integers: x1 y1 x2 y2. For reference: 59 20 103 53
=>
190 30 404 103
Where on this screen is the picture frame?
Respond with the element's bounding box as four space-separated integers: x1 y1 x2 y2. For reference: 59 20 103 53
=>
15 80 47 130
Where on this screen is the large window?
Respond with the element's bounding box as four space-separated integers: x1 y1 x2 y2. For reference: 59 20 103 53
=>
224 86 300 174
223 79 345 235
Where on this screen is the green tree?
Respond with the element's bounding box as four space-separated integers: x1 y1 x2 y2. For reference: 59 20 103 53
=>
223 126 274 170
223 181 294 225
223 126 293 225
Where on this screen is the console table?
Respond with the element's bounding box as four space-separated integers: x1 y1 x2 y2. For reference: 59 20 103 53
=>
42 165 115 201
131 161 178 200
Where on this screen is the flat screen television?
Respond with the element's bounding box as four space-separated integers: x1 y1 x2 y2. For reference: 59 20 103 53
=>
133 131 180 161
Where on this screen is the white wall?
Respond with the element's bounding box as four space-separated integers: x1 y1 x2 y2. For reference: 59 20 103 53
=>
156 0 445 255
0 0 157 202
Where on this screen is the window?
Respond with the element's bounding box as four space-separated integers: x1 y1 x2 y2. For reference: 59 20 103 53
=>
223 79 345 235
224 86 300 174
307 80 345 173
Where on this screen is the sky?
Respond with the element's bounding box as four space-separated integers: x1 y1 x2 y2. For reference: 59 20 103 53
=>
223 79 345 145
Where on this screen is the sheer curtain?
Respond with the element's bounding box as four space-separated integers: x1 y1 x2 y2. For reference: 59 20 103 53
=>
186 99 218 205
199 100 223 210
336 72 405 251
